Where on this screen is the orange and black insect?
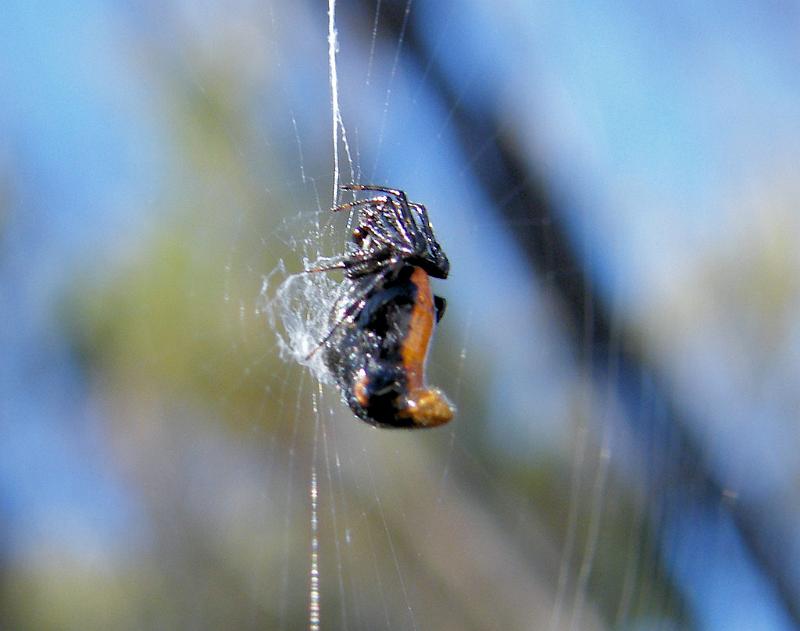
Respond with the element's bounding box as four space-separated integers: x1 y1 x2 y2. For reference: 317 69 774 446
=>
306 185 454 428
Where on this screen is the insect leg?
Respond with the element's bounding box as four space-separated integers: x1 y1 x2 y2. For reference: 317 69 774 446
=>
433 295 447 323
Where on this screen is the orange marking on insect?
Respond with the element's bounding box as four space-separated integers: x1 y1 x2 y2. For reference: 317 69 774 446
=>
401 268 435 391
354 370 370 407
398 267 454 427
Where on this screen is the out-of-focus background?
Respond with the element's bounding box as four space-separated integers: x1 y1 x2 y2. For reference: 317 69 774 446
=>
2 1 800 629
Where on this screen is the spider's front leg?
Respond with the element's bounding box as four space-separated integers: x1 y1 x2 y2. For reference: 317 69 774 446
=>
304 255 347 273
304 248 392 277
340 184 407 201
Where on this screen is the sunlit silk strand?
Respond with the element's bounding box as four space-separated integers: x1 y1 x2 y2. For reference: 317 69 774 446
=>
328 0 341 205
308 467 320 631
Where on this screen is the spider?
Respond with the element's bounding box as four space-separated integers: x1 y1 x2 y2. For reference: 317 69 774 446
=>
306 184 454 428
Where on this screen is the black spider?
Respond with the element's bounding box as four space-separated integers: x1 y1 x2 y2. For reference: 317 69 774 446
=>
306 185 454 428
306 184 449 349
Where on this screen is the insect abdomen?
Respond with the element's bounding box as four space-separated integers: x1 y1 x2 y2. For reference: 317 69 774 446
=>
324 266 453 428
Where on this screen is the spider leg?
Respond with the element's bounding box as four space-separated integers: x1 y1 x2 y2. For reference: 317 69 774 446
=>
379 198 416 248
344 256 394 278
340 184 407 202
304 257 401 359
359 220 406 253
342 185 419 239
409 203 437 241
352 196 418 253
409 202 450 277
336 198 414 254
304 258 346 273
359 204 416 254
409 202 444 253
336 187 420 252
331 196 390 214
331 195 416 251
305 248 391 276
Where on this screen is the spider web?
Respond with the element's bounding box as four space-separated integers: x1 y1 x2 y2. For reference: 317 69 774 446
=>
247 3 605 627
252 2 665 629
195 2 800 629
5 2 800 631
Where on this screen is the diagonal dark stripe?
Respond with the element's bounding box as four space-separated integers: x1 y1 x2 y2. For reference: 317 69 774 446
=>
345 0 800 626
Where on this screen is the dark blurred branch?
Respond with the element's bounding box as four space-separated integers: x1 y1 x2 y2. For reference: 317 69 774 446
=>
346 0 800 625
